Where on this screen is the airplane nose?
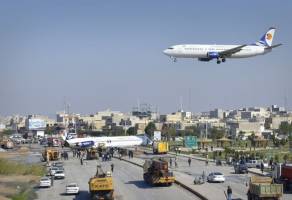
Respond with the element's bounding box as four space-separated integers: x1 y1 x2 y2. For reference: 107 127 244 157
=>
163 49 169 55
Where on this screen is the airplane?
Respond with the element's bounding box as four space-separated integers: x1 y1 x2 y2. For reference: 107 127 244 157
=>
163 27 282 64
64 134 152 148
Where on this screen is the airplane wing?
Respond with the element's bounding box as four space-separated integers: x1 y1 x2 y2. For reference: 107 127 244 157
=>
219 44 247 57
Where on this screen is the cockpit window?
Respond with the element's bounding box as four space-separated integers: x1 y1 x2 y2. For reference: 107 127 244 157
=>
168 47 174 50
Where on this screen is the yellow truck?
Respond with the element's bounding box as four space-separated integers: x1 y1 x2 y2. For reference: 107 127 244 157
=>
247 176 283 200
1 139 14 149
42 148 59 162
152 141 169 154
88 165 114 200
143 159 175 186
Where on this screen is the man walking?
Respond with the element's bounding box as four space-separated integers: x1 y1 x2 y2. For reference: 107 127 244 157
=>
226 185 232 200
111 163 114 173
188 157 191 167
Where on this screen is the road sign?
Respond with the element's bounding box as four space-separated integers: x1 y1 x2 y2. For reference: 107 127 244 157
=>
184 136 198 148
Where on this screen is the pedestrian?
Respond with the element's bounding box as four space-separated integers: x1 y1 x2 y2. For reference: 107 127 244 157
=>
175 157 178 168
169 158 172 167
226 185 232 200
261 162 264 174
188 157 191 167
80 157 83 165
51 175 54 186
111 163 114 173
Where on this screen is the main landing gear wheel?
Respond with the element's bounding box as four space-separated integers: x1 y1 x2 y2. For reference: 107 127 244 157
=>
217 59 221 64
222 58 226 62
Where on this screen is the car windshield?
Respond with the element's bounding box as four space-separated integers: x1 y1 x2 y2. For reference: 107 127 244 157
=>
55 171 63 173
67 184 77 187
41 177 49 181
214 172 223 175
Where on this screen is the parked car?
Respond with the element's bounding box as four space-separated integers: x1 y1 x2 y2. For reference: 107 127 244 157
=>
207 172 225 183
66 183 79 194
39 177 51 188
246 160 259 168
54 170 65 179
234 160 248 174
52 161 63 167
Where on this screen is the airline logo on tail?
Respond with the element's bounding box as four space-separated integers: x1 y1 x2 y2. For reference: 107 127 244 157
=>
266 33 272 41
256 27 276 47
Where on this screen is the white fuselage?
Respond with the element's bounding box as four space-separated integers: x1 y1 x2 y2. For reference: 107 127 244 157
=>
66 135 151 148
163 44 271 59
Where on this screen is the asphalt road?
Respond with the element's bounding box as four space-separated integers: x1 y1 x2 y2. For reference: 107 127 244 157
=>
135 149 291 200
36 153 200 200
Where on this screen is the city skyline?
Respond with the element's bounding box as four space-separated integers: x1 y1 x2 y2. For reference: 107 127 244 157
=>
1 1 292 116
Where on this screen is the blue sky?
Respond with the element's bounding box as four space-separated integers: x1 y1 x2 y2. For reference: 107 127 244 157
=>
0 0 291 116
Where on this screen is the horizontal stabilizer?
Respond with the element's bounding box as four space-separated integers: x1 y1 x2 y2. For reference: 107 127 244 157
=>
265 43 282 49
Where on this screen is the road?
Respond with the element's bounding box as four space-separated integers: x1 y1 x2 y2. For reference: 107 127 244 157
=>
134 148 291 200
36 152 200 200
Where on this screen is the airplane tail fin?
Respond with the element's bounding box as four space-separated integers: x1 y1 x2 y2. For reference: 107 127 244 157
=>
255 27 276 47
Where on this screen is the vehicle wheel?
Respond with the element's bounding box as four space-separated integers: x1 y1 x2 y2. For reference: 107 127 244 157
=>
222 58 226 62
217 60 221 64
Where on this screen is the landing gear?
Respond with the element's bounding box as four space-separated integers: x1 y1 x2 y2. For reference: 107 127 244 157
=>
170 56 177 62
216 58 221 64
222 58 226 62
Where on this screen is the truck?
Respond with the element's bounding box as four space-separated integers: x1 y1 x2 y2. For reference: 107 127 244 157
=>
152 141 169 154
247 176 283 200
273 163 292 191
143 159 175 186
1 139 14 149
42 147 59 161
88 165 114 200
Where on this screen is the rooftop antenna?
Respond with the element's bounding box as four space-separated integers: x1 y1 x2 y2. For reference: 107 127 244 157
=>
180 96 183 112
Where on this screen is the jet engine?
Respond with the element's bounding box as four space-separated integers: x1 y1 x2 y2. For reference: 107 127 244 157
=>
207 52 219 59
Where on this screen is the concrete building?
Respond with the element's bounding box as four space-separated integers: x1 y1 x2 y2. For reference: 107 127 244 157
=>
268 114 292 130
227 120 262 138
210 109 224 119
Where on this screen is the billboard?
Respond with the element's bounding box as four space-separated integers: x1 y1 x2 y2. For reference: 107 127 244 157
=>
153 131 161 141
184 136 198 148
29 119 46 130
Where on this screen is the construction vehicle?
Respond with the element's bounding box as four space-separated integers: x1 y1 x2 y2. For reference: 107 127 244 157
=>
1 139 14 149
273 163 292 191
143 158 175 186
42 147 59 162
152 141 169 154
247 176 283 200
86 148 98 160
88 165 114 200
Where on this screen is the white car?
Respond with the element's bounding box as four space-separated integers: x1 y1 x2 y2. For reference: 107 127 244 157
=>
207 172 225 183
49 167 59 176
66 183 79 195
39 177 51 188
246 160 259 168
54 170 65 179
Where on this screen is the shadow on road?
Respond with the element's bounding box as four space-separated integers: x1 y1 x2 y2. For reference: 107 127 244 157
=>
125 180 153 189
73 190 90 200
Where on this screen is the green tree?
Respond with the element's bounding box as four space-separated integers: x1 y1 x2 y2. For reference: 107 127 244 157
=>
278 122 292 135
1 129 13 135
248 133 256 150
127 127 137 136
210 127 225 140
168 127 176 141
145 122 156 138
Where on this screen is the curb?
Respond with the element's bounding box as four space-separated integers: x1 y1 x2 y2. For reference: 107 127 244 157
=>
114 156 208 200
